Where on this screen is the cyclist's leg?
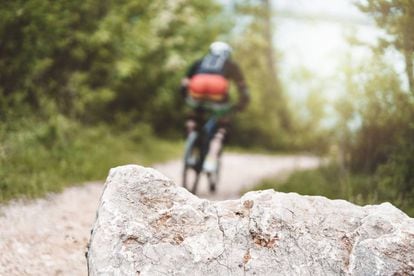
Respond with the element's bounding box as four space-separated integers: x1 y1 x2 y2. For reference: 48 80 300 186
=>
185 108 203 135
186 118 197 134
207 128 226 159
204 117 228 171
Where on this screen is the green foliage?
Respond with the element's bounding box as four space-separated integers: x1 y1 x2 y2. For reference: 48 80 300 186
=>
375 120 414 213
6 0 413 207
105 0 229 133
357 0 414 93
253 0 414 216
283 68 332 153
230 0 295 150
0 0 227 200
256 164 413 217
229 0 330 152
338 58 412 173
329 53 414 215
326 0 414 215
0 0 116 118
0 0 227 130
0 118 181 202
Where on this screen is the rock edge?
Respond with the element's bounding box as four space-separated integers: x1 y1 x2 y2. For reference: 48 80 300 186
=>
87 165 414 275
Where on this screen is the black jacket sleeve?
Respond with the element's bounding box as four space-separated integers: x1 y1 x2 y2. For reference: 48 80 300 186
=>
186 59 202 78
228 61 250 110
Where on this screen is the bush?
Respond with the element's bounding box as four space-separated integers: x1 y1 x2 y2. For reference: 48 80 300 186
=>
255 163 414 217
0 117 181 202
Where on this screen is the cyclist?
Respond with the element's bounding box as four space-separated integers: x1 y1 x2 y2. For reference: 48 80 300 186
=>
180 41 250 172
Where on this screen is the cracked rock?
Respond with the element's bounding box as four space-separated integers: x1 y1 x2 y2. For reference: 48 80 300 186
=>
87 165 414 275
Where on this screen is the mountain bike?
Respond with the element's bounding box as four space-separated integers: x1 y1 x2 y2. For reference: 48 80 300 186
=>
182 100 233 195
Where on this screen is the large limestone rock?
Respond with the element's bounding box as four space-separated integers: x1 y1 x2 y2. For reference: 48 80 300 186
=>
87 165 414 275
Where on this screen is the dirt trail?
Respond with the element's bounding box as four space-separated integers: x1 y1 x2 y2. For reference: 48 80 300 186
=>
0 153 320 276
155 153 320 200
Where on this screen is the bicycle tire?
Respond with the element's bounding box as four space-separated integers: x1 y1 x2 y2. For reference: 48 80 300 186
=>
207 151 222 193
183 165 201 194
183 132 202 194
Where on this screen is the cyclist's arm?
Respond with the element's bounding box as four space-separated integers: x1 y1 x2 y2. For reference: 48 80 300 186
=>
187 59 202 78
180 60 202 98
229 62 250 111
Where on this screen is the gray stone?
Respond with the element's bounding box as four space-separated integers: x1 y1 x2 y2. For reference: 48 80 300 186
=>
87 165 414 276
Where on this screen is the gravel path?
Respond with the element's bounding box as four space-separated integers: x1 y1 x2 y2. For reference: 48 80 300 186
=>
0 153 320 276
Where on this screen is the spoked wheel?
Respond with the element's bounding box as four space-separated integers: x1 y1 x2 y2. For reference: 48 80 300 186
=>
207 153 221 194
183 165 201 194
183 132 202 194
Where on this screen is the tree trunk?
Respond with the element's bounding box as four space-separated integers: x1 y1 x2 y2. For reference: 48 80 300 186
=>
262 0 277 86
261 0 290 129
404 49 414 95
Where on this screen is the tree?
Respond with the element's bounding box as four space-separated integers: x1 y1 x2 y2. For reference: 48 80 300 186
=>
358 0 414 95
335 49 414 213
0 0 227 136
231 0 292 149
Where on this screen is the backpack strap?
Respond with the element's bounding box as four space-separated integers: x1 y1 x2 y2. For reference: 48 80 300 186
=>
197 53 228 75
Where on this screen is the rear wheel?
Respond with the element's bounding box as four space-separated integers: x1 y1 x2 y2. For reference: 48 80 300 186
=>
207 153 221 194
183 132 202 194
183 165 201 194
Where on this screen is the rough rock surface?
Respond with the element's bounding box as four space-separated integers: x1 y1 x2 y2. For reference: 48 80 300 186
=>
87 165 414 276
0 154 319 276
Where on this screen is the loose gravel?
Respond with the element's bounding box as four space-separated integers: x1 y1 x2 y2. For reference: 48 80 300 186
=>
0 153 320 276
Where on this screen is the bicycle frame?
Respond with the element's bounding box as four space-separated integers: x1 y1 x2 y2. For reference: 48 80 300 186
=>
186 116 218 171
182 100 233 194
182 114 224 194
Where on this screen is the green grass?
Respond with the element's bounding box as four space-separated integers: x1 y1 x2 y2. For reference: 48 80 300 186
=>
0 116 182 202
225 145 315 157
254 164 414 217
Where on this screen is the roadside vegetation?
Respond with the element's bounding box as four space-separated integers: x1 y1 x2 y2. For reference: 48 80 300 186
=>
254 0 414 217
0 0 321 202
0 117 181 201
1 0 413 211
0 0 221 201
256 163 414 217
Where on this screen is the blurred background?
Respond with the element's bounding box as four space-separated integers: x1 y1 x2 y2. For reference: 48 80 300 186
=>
1 0 413 215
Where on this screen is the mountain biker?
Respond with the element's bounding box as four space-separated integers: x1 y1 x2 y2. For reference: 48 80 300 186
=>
180 41 250 172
